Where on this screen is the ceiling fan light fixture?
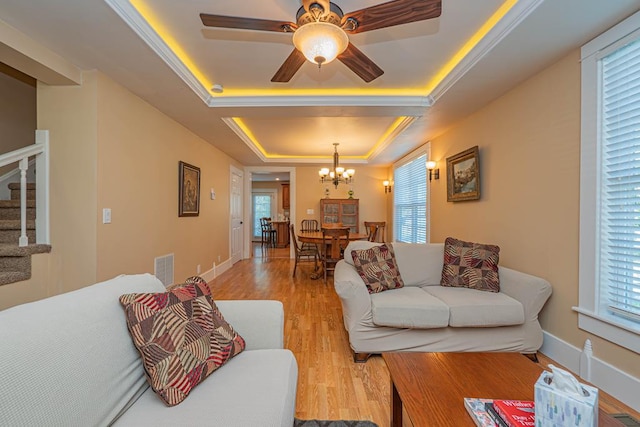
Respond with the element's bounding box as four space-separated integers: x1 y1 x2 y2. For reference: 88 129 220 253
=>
292 21 348 66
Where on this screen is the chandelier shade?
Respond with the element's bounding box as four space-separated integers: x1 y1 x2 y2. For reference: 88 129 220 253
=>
292 22 349 66
319 143 355 188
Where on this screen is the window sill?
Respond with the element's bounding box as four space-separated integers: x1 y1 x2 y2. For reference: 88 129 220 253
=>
572 306 640 354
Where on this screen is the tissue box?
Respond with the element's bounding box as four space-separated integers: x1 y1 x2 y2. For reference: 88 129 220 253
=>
534 370 599 427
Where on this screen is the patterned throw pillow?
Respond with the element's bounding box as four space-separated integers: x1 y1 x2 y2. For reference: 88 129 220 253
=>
351 244 404 294
119 276 245 406
440 237 500 292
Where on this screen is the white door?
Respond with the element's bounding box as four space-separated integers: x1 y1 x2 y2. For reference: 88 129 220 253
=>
230 167 243 264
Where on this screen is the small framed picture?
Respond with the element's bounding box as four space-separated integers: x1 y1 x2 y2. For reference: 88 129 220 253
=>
446 146 480 202
178 161 200 216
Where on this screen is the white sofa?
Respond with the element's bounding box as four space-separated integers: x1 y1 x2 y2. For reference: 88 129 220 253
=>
0 273 298 426
334 242 552 362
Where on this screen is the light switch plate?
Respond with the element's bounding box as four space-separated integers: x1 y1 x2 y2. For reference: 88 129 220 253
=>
102 208 111 224
307 209 314 214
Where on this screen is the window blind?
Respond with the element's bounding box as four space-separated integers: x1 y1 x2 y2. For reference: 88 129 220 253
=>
394 153 427 243
599 36 640 322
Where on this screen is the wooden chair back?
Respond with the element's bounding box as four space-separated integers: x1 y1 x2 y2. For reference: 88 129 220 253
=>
364 221 386 243
321 227 350 261
301 219 319 232
290 224 302 252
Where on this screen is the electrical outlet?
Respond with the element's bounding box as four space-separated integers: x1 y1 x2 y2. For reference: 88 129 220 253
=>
217 255 221 263
307 209 314 214
196 264 201 274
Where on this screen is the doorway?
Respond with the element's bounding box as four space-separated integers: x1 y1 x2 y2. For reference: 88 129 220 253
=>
243 167 296 260
251 189 277 241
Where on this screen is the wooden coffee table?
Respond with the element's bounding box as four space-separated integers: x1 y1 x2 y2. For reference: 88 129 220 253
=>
382 352 623 427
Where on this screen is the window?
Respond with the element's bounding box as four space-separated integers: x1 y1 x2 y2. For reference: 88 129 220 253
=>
252 191 275 239
393 151 428 243
578 11 640 353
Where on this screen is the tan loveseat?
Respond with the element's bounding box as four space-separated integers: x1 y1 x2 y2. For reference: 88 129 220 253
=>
334 242 552 362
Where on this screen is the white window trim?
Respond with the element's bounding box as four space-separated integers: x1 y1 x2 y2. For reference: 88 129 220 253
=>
392 143 432 243
577 10 640 354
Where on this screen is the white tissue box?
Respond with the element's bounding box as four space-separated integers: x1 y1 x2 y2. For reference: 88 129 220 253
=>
534 370 599 427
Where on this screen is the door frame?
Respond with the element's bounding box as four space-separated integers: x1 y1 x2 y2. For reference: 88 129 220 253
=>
229 165 244 265
243 166 296 259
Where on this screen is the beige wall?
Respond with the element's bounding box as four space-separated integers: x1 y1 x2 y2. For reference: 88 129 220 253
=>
95 72 238 282
429 50 640 377
295 165 388 236
0 64 36 176
0 70 238 310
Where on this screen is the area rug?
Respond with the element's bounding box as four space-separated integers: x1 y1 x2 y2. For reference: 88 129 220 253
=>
294 420 378 427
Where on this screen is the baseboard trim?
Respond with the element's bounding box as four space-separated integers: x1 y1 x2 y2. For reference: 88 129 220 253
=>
200 257 233 284
541 331 640 412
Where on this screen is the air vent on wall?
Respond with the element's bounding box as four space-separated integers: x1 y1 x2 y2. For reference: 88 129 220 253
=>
154 253 174 288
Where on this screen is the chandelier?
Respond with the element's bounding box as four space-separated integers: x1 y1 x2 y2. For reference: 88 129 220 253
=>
319 143 355 189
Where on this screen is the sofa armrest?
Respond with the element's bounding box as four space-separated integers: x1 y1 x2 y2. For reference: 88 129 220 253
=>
216 300 284 350
498 267 552 323
334 260 373 330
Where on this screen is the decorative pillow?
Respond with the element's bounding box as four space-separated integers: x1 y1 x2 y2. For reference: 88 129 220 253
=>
119 276 245 406
440 237 500 292
351 244 404 294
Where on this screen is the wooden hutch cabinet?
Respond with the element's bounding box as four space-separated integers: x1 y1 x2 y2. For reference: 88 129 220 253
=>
320 198 359 233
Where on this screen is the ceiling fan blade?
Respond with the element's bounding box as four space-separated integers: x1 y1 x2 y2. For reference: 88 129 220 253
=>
343 0 441 34
200 13 295 32
338 43 384 83
271 49 306 83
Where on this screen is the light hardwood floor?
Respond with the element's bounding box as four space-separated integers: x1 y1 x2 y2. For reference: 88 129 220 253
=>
208 244 640 426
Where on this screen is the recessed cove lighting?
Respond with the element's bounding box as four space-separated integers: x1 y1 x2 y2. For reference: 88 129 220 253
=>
211 84 224 93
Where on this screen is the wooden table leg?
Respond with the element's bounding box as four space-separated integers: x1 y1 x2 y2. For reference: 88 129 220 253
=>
391 379 402 427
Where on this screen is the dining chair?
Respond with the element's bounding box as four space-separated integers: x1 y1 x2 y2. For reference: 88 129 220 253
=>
300 219 319 232
290 224 318 277
299 219 320 255
260 217 277 248
320 227 350 283
364 221 386 243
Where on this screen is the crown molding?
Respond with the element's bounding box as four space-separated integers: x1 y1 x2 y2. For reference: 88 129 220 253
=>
208 94 433 108
104 0 211 103
107 0 543 108
429 0 543 102
367 116 418 161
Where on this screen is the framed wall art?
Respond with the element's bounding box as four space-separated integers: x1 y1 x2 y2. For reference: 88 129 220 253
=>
446 146 480 202
178 161 200 216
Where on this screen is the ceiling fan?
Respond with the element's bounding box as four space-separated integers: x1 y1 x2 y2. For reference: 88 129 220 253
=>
200 0 442 83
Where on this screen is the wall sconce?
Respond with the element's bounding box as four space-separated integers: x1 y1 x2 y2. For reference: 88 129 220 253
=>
383 180 392 194
426 160 440 181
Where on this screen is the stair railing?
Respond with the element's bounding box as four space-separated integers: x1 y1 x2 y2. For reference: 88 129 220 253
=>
0 130 50 246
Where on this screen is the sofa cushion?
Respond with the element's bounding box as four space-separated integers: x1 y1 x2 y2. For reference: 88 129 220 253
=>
119 276 245 406
392 243 445 286
113 349 298 427
370 287 449 329
351 244 404 294
441 237 500 292
424 286 524 327
343 241 382 266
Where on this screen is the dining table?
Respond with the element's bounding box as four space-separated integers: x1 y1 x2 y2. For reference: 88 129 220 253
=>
297 230 369 279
